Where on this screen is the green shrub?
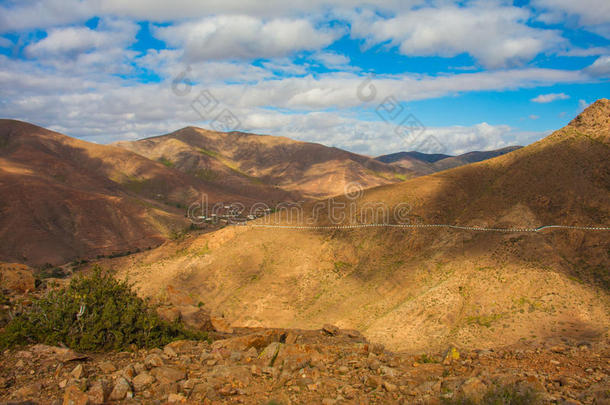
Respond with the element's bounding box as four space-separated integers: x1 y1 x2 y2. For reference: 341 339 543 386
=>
442 382 541 405
0 267 206 352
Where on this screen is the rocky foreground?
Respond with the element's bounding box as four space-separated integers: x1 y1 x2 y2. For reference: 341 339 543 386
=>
1 325 609 405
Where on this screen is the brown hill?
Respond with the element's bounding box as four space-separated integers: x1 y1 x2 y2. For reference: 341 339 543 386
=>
0 120 260 266
110 100 610 352
115 127 413 199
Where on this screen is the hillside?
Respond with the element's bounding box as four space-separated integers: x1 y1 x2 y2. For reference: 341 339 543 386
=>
110 100 610 353
0 120 259 266
115 127 413 199
376 146 522 175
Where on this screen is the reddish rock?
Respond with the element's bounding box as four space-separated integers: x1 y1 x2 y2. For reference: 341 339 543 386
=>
63 385 89 405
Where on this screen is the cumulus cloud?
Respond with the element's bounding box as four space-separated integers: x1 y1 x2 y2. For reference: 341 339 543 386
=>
531 92 570 103
311 52 352 69
533 0 610 38
585 55 610 78
155 16 340 62
349 4 565 68
25 19 137 58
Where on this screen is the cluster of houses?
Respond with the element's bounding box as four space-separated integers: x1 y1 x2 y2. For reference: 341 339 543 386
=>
196 204 272 225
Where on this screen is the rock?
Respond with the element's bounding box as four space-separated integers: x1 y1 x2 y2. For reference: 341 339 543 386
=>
87 379 110 404
132 373 156 391
97 361 116 374
71 364 85 379
211 316 234 333
365 375 382 389
550 345 566 354
0 263 36 293
258 342 282 367
121 364 136 381
30 344 88 362
63 385 89 405
165 340 199 354
14 381 42 399
459 377 487 402
144 353 164 368
167 393 187 403
285 332 298 345
164 345 178 357
177 305 213 331
370 343 385 355
156 306 181 323
211 330 285 352
109 377 131 401
133 362 146 375
322 324 339 336
520 375 547 394
380 365 397 377
383 381 398 392
151 366 187 384
342 385 357 399
230 351 242 362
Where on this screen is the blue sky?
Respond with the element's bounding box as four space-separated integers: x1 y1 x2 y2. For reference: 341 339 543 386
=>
0 0 608 155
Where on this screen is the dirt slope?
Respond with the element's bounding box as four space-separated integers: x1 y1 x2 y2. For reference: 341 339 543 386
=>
115 127 413 199
0 120 258 266
111 100 610 352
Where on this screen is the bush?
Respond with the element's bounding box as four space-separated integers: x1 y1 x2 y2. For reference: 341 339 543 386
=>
442 382 541 405
0 267 206 351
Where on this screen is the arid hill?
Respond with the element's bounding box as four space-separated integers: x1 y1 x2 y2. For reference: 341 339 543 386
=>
115 127 413 199
376 146 522 175
0 120 262 266
110 99 610 353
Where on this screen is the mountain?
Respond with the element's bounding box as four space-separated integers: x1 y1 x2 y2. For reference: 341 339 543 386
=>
376 146 522 175
377 151 452 164
108 99 610 352
115 127 413 199
0 120 261 266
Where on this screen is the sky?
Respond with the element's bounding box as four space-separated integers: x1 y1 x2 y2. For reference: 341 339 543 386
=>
0 0 609 156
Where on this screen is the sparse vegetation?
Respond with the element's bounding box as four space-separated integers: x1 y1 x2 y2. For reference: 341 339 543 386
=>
466 313 505 328
442 383 541 405
189 167 218 181
197 147 219 158
333 261 352 274
158 156 174 167
0 267 205 351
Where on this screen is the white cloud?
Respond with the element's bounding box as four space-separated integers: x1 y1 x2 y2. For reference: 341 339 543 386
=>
0 49 586 155
349 4 565 68
558 46 610 57
578 99 590 111
0 36 13 48
25 19 137 56
531 92 570 103
311 51 352 69
21 19 139 76
155 16 340 62
533 0 610 38
585 55 610 78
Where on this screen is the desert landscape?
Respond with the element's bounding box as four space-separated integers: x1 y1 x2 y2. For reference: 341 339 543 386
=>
0 1 609 404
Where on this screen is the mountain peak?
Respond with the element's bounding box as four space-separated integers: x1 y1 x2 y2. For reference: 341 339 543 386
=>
568 98 610 134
